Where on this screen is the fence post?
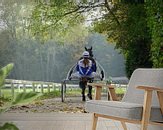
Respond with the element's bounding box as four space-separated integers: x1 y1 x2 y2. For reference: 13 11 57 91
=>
0 88 1 97
53 83 55 91
11 82 14 99
41 83 44 93
32 83 35 92
23 83 26 92
47 84 50 93
18 85 21 92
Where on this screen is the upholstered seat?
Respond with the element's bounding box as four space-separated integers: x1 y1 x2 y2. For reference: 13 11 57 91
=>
86 100 163 122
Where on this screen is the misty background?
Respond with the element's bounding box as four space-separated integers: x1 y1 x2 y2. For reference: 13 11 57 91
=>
0 33 126 83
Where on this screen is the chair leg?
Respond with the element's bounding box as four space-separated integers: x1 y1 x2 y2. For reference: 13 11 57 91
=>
141 122 148 130
92 113 98 130
157 91 163 114
141 90 152 130
121 121 127 130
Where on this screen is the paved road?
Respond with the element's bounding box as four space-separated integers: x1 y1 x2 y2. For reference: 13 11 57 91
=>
0 113 123 130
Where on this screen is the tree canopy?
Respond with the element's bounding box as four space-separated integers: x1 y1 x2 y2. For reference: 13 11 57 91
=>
0 0 162 78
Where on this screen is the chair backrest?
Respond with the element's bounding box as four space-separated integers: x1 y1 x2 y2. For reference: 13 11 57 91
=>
122 68 163 107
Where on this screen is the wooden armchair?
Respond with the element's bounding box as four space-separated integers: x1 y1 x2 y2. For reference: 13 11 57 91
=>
85 68 163 130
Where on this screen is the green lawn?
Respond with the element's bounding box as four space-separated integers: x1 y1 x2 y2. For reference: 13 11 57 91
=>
0 86 126 100
115 87 126 94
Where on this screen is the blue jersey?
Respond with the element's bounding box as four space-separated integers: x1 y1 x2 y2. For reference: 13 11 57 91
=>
76 59 95 76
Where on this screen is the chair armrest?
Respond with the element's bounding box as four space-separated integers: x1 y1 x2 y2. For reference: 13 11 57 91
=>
87 83 114 88
137 86 163 92
87 83 118 101
137 85 163 123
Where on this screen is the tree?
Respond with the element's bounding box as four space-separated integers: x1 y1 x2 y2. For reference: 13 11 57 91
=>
146 1 163 68
93 2 153 77
117 4 152 77
0 0 33 39
1 0 162 78
28 0 88 42
27 1 153 77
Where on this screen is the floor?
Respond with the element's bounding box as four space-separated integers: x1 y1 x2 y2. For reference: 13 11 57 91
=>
0 113 124 130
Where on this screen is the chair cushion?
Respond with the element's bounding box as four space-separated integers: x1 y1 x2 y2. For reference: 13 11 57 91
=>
85 100 163 122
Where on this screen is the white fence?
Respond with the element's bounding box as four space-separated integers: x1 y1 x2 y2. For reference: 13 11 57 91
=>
0 78 128 98
0 79 61 98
